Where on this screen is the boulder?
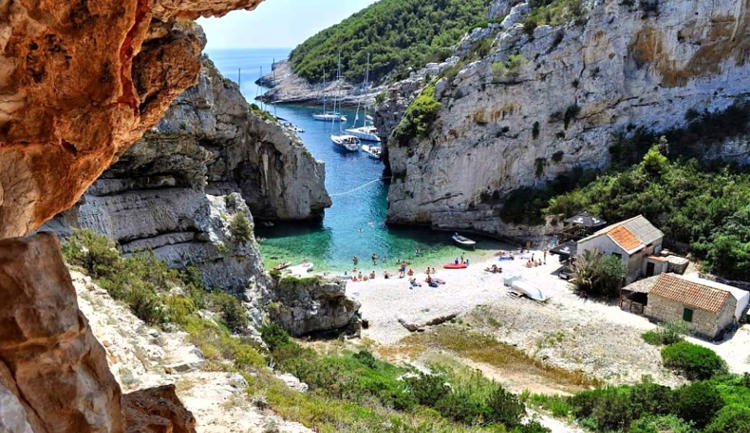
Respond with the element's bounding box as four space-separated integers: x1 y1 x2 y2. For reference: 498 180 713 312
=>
266 276 361 337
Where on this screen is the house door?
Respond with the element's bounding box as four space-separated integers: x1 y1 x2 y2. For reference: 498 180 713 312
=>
646 262 655 277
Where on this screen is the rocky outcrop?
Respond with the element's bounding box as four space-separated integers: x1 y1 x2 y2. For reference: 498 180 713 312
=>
257 60 382 107
123 386 196 433
0 233 196 433
264 276 361 337
0 0 264 239
378 0 750 237
43 57 330 291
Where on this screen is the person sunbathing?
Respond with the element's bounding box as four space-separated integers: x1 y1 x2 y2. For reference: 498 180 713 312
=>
407 268 414 276
369 271 376 279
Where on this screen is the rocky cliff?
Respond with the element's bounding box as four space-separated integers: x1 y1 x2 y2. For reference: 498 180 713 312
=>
378 0 750 238
0 0 265 239
43 57 331 292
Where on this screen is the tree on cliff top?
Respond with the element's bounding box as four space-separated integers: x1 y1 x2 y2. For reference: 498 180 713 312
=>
289 0 489 85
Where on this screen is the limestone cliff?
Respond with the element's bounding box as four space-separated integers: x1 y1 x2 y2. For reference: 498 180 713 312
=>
43 58 330 292
378 0 750 238
0 234 196 433
0 0 264 239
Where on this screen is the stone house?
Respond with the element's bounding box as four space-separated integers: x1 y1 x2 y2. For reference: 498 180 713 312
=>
645 273 748 339
577 215 664 283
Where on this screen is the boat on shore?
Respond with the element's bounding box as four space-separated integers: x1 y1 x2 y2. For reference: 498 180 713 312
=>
361 144 382 160
288 262 314 275
444 263 468 269
452 233 477 248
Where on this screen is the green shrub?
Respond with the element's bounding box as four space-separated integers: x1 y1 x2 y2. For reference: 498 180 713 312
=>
571 250 626 298
675 381 724 427
126 281 166 325
492 54 527 79
62 229 121 278
214 293 249 334
260 322 291 351
486 385 526 427
627 415 696 433
661 342 727 380
391 84 442 146
404 372 451 406
229 213 253 243
704 404 750 433
434 387 488 424
641 321 687 346
570 382 674 431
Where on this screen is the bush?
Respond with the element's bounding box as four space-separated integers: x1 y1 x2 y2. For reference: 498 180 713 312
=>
214 293 249 334
571 250 626 298
661 342 727 380
126 281 166 325
675 381 724 427
62 229 121 278
627 415 696 433
641 321 687 345
404 372 451 406
229 213 253 243
704 404 750 433
391 84 442 146
260 322 291 351
486 385 526 427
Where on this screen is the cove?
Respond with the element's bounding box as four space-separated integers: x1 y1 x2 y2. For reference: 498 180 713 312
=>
207 48 506 271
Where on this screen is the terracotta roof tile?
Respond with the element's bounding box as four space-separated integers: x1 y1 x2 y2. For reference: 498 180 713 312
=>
650 274 731 313
607 225 642 251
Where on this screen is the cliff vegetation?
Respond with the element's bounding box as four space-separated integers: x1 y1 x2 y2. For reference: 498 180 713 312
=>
289 0 489 85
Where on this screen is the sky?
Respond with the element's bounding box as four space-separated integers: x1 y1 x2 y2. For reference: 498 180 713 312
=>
198 0 379 50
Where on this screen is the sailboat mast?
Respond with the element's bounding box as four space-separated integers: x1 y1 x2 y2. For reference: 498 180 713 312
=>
364 53 370 127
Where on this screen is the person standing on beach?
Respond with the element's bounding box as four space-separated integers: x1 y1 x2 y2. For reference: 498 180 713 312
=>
371 253 378 265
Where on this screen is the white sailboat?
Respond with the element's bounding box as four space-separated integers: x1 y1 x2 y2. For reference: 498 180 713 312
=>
330 52 360 152
361 144 382 160
313 66 347 122
345 53 382 143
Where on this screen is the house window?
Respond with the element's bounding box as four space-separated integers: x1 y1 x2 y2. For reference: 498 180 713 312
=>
683 307 694 322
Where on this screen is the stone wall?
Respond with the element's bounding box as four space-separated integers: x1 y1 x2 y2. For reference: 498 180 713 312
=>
645 295 737 339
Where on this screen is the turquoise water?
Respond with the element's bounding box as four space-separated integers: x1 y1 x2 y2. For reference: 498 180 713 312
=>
206 48 506 271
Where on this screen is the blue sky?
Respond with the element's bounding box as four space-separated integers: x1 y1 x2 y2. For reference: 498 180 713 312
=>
198 0 379 49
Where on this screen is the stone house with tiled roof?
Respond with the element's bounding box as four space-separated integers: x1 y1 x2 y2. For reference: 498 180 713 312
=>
577 215 665 283
645 273 745 339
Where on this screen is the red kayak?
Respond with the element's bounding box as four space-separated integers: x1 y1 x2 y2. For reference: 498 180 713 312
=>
443 263 468 269
274 263 290 271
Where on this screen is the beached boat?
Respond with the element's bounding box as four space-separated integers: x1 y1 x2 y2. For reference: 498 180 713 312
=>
361 144 382 160
452 233 477 248
287 262 314 275
273 262 290 271
504 275 548 301
443 263 468 269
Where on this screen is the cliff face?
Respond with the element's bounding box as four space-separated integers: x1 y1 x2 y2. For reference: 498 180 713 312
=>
44 58 331 292
0 0 263 239
0 234 195 433
379 0 750 237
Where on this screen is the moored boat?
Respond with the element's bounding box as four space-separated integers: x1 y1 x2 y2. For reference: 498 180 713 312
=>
361 144 382 159
452 233 477 248
345 125 381 142
331 134 360 152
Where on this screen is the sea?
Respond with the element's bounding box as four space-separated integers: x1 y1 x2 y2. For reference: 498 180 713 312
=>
205 48 506 272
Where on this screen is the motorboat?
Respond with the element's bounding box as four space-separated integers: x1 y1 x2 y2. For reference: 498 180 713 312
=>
331 134 360 152
361 144 382 160
345 125 381 142
452 233 477 248
313 112 347 122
